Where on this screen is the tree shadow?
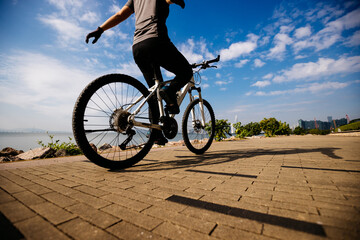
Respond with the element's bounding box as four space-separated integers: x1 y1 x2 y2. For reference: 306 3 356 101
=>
111 147 342 173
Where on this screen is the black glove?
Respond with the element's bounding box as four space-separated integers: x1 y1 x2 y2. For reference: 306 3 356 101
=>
85 27 104 44
172 0 185 9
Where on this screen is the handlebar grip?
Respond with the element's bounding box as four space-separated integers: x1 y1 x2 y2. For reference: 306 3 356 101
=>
207 55 220 64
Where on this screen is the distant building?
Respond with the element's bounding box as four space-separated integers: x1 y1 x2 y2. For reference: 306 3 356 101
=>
298 117 348 130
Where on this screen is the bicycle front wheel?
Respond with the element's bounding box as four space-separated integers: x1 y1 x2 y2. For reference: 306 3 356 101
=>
182 99 215 154
72 74 157 169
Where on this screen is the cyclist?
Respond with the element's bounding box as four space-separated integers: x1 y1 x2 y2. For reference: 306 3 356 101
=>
86 0 192 145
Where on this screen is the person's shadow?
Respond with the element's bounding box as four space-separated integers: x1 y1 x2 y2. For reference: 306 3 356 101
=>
111 146 343 173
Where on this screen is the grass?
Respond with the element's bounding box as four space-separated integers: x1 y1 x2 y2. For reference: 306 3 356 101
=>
336 121 360 132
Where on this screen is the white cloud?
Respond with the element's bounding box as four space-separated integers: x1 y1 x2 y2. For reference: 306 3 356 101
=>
294 8 360 52
294 25 312 39
267 32 293 60
263 73 273 79
251 80 271 88
47 0 83 11
179 39 214 64
345 30 360 46
0 51 94 124
254 59 265 68
39 16 86 47
220 34 259 61
79 11 99 24
201 83 210 89
117 62 143 78
235 59 249 68
273 56 360 83
109 4 121 14
251 81 350 96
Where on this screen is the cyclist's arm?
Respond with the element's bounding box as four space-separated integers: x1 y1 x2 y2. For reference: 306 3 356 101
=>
100 6 133 31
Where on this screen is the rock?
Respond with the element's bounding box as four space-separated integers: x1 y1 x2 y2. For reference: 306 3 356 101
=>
99 143 112 151
54 149 67 157
17 147 56 160
90 143 97 152
0 147 24 157
0 156 13 162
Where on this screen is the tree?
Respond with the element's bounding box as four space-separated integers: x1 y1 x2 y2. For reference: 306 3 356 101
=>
275 121 291 136
233 122 261 138
207 119 231 141
293 126 306 135
260 118 280 137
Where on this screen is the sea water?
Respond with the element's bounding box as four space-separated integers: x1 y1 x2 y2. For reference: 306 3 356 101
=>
0 132 185 151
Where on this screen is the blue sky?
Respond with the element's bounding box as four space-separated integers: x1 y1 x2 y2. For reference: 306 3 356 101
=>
1 0 359 131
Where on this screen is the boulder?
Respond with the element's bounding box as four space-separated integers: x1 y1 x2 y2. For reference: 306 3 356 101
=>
99 143 112 151
17 147 56 160
90 143 97 152
0 147 24 157
54 149 67 157
0 156 13 163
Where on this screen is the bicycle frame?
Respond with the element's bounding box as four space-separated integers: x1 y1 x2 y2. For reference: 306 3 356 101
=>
126 75 205 131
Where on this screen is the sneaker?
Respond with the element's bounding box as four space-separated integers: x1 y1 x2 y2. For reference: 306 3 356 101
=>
159 86 180 114
154 133 168 145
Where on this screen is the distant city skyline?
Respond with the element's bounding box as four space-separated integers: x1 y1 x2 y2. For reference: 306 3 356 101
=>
1 0 359 131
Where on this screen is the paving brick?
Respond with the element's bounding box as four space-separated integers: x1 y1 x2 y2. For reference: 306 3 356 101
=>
0 171 34 186
107 221 166 240
30 202 76 225
41 192 77 208
68 191 111 209
211 224 268 240
0 188 15 204
66 203 119 228
15 216 70 240
73 185 109 197
143 205 216 234
0 201 36 223
101 203 163 231
101 193 151 212
58 218 117 240
262 223 324 240
24 183 52 195
13 190 46 206
0 176 26 193
153 221 212 240
181 206 263 234
53 179 82 188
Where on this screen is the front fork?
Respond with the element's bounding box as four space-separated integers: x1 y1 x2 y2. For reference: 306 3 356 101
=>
189 87 206 127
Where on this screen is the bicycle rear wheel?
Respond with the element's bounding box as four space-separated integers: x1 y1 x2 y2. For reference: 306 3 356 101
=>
72 74 156 169
182 99 215 154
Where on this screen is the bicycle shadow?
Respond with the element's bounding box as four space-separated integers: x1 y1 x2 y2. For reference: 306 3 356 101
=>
112 146 342 173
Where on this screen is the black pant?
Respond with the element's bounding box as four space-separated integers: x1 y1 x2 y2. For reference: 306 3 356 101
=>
132 38 193 92
132 37 193 125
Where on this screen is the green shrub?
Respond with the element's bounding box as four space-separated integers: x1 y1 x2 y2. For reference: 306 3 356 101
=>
233 122 261 138
275 121 291 136
206 119 231 141
260 118 280 137
293 126 306 135
38 133 82 156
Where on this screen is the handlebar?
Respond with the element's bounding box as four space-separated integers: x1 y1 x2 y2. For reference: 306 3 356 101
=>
191 55 220 69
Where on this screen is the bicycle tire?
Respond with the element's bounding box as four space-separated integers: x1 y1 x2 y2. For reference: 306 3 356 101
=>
182 99 215 154
72 74 157 169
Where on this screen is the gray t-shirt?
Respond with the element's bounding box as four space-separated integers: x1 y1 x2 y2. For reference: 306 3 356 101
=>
126 0 170 45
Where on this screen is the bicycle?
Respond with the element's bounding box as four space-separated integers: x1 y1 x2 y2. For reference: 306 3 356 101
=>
72 55 220 169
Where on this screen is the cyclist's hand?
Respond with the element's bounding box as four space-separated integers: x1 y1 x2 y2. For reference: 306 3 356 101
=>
85 27 104 44
172 0 185 9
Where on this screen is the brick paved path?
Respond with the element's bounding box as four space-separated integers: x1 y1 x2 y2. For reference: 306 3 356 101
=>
1 135 359 239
